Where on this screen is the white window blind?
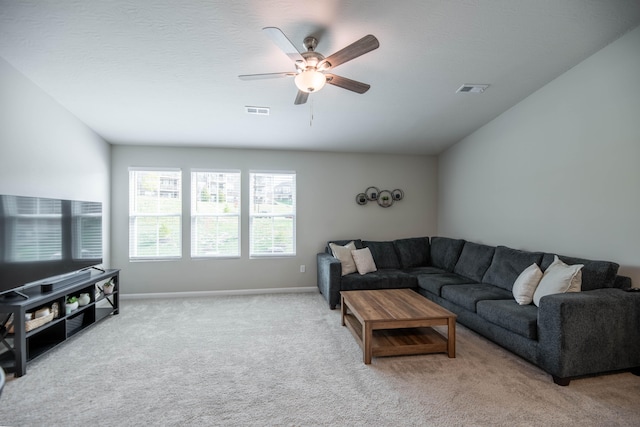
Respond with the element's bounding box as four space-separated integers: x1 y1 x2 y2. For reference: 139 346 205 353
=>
129 169 182 260
191 170 241 257
249 171 296 257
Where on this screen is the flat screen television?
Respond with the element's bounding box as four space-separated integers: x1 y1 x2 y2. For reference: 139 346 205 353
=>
0 194 103 297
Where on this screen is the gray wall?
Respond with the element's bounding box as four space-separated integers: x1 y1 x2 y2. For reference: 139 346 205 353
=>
111 145 437 294
438 25 640 284
0 57 112 266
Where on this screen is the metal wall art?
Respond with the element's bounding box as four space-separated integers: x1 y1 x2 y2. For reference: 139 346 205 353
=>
356 187 404 208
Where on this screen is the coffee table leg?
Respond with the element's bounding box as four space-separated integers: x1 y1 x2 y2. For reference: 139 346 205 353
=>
447 317 456 358
363 321 372 364
341 295 346 326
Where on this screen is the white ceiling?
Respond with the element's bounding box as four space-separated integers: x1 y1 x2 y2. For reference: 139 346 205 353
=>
1 1 640 155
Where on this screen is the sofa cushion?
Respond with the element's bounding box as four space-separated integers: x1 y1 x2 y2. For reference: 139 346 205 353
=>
414 272 476 296
441 283 512 313
453 242 496 283
512 263 544 305
430 237 465 272
363 241 402 269
340 269 417 291
351 247 377 275
541 253 619 291
533 255 583 307
404 266 448 276
482 246 544 291
393 237 430 268
615 275 632 289
328 241 357 276
476 300 539 340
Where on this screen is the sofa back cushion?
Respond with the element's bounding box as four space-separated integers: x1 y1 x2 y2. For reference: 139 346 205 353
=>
430 237 465 272
325 239 363 254
541 253 619 291
615 275 632 289
393 237 430 268
453 242 496 282
483 246 544 291
363 240 401 269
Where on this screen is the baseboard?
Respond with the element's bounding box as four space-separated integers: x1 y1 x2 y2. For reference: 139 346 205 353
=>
121 286 317 300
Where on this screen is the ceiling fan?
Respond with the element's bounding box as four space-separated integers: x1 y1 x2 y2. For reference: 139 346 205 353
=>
239 27 380 105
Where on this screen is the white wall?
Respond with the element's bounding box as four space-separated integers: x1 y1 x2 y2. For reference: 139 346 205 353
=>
111 145 437 294
0 57 112 266
438 25 640 284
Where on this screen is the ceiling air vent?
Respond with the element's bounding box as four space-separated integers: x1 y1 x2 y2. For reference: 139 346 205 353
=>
456 84 489 94
245 106 270 115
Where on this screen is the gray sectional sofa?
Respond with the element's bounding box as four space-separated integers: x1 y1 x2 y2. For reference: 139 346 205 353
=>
317 236 640 385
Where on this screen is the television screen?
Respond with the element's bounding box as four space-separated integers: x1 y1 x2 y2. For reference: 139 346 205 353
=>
0 195 103 295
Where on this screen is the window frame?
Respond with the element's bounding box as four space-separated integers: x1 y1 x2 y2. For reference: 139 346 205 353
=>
249 170 296 258
190 169 241 259
128 167 183 261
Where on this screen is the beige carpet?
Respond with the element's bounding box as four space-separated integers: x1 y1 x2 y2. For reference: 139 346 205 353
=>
1 292 639 426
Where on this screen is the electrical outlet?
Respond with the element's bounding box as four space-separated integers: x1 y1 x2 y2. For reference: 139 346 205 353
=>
300 265 306 273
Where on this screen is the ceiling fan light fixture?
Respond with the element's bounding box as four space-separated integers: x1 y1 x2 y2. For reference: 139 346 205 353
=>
295 69 326 93
240 28 379 104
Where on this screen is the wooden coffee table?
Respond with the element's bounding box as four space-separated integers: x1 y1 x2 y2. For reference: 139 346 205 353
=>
341 288 456 364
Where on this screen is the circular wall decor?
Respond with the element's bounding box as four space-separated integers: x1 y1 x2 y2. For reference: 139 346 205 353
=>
365 186 380 201
356 187 404 207
356 193 368 205
377 190 393 208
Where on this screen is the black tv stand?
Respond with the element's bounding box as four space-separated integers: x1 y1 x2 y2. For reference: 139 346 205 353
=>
88 266 106 273
0 269 119 377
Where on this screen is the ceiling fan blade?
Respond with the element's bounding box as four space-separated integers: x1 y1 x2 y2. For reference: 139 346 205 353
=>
238 72 296 80
263 27 305 64
325 74 371 94
320 35 379 69
294 90 309 105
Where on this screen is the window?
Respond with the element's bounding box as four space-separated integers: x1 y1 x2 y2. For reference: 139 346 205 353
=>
129 169 182 259
191 170 241 257
249 171 296 256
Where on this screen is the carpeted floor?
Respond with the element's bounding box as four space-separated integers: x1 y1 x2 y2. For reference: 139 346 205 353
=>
1 292 639 426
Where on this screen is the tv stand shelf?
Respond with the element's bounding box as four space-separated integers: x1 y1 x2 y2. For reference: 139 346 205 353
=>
0 269 119 377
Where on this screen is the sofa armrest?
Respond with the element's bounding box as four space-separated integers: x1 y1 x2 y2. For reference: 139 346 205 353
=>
317 252 342 309
537 288 640 380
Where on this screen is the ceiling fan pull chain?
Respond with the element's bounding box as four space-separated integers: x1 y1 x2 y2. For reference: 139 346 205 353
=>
310 99 314 127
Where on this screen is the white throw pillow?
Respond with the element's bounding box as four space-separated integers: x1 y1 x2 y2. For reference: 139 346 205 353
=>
329 241 357 276
512 263 543 305
351 247 377 275
533 255 583 307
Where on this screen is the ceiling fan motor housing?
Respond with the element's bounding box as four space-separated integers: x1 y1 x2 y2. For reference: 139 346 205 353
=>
299 51 325 70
